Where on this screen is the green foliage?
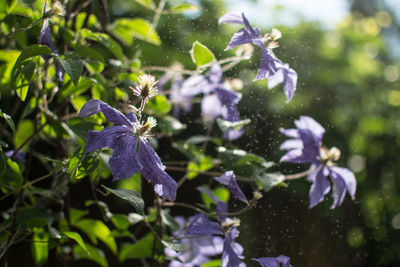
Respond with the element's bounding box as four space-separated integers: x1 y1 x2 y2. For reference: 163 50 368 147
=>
102 185 145 212
190 41 215 67
58 53 83 87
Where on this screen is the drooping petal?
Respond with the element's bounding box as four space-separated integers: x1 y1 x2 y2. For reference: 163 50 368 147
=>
279 139 303 151
221 228 245 267
267 68 284 89
39 19 60 59
282 65 297 102
225 28 255 50
279 128 299 139
79 99 133 128
202 94 224 121
138 139 177 200
216 88 242 121
214 171 248 204
254 46 281 81
308 166 331 208
224 128 244 141
108 135 142 180
329 171 347 209
218 12 245 25
55 62 64 82
5 150 26 163
298 129 322 164
84 125 132 153
241 13 261 38
330 166 357 199
295 116 325 141
252 257 280 267
185 213 223 236
252 255 293 267
280 148 317 164
206 64 223 85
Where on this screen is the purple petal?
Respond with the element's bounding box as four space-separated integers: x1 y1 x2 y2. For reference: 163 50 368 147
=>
280 148 316 164
39 19 60 58
108 135 142 180
126 112 138 123
279 128 299 139
294 116 325 141
279 139 303 151
330 166 356 201
224 128 244 141
254 46 281 81
202 94 224 121
215 171 248 204
221 228 245 267
196 236 224 256
185 213 223 236
282 65 297 102
298 129 322 164
206 64 223 85
225 28 254 50
276 255 293 267
218 12 244 24
216 88 242 121
267 69 284 89
252 257 280 267
180 74 208 97
241 13 261 38
308 166 331 208
329 171 347 209
55 62 64 82
138 139 177 200
196 186 228 222
84 125 131 153
78 99 133 128
5 150 26 163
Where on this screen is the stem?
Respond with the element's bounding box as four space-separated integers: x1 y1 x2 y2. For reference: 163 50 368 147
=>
0 171 56 201
162 201 208 215
165 166 253 182
152 0 166 28
1 16 44 38
284 166 315 181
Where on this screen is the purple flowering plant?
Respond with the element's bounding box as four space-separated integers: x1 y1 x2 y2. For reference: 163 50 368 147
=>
0 1 364 266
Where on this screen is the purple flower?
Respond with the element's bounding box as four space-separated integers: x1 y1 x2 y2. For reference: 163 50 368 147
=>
185 189 246 267
39 19 64 81
181 64 244 140
214 171 248 204
280 116 356 208
78 99 177 200
5 150 26 163
252 255 293 267
219 12 297 102
165 216 223 267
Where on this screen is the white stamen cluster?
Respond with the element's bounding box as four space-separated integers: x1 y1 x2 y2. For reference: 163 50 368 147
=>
130 74 158 99
320 146 341 165
262 28 282 49
135 116 157 138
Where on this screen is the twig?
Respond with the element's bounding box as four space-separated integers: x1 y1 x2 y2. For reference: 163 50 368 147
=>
152 0 166 28
162 201 208 215
1 17 44 38
284 167 315 181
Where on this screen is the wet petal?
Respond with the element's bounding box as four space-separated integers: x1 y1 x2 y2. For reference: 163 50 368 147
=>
185 213 223 236
330 166 356 199
138 139 177 200
218 12 244 24
252 257 280 267
201 94 223 121
39 19 60 58
295 116 325 141
84 125 131 153
308 166 331 208
108 135 142 180
55 62 64 82
221 229 245 267
279 128 299 139
279 139 303 151
254 46 281 81
225 28 254 50
282 65 297 102
79 99 133 127
214 171 248 204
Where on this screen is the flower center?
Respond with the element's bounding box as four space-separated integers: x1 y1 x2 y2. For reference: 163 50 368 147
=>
320 146 341 165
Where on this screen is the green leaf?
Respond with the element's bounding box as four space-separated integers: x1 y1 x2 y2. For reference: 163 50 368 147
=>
13 45 52 71
170 3 201 13
16 207 54 228
146 95 171 115
111 214 130 230
81 29 123 60
59 78 93 101
63 231 89 255
161 240 186 251
0 109 15 132
201 260 222 267
118 233 154 261
102 185 144 212
159 116 186 135
15 60 35 101
116 172 142 194
0 151 7 181
190 41 215 67
75 46 105 63
74 219 117 254
133 0 155 9
58 53 83 87
14 119 34 150
111 18 161 46
68 152 99 180
32 228 48 267
216 118 251 133
161 210 180 232
73 244 108 267
256 172 285 192
187 156 214 179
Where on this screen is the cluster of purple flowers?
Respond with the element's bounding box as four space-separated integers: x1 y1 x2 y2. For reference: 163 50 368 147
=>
219 12 297 102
